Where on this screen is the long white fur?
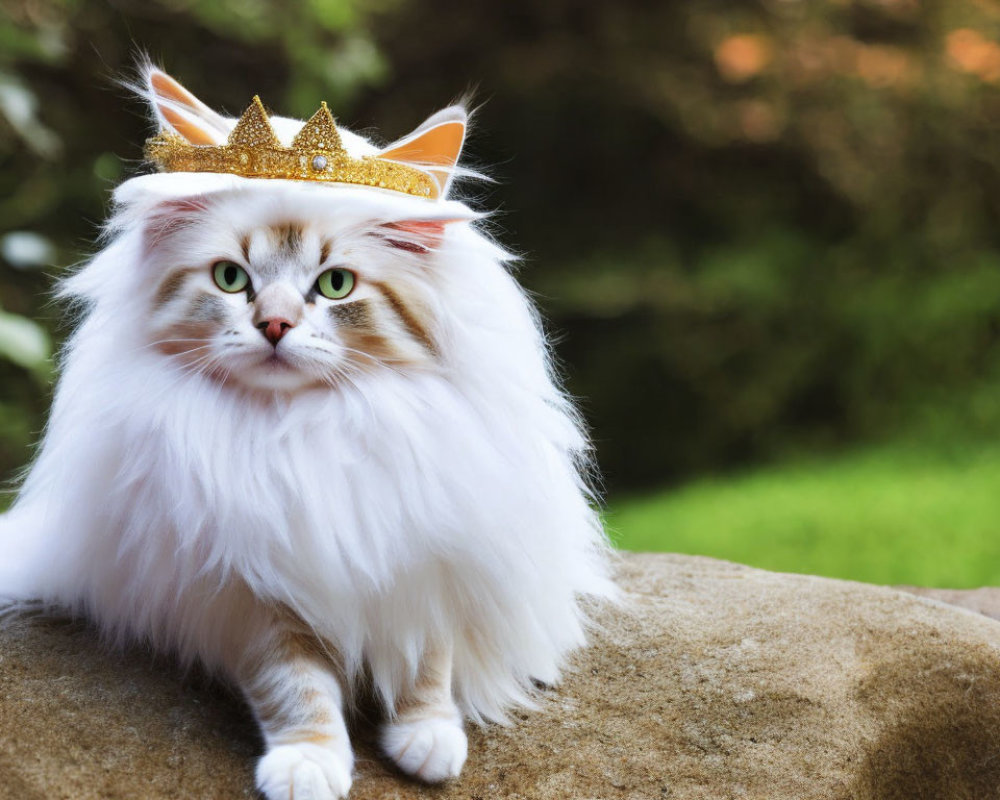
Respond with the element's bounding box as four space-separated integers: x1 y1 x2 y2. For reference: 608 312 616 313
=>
0 89 615 731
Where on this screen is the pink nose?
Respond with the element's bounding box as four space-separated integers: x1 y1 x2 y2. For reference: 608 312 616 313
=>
258 317 294 345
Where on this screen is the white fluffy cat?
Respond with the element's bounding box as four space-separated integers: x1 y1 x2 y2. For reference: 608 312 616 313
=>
0 67 613 799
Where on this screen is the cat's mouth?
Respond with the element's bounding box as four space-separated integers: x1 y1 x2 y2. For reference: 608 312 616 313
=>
260 351 295 370
228 347 321 394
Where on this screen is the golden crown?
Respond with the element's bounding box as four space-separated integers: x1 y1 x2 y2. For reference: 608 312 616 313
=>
145 96 441 199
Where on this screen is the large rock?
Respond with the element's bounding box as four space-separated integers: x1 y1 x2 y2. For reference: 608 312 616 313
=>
3 553 1000 800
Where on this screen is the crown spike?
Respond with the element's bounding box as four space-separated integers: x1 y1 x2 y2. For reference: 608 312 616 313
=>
228 96 281 148
291 101 344 154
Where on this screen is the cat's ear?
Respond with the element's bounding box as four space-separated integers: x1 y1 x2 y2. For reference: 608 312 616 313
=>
378 107 467 198
144 68 229 146
141 196 212 255
378 218 470 254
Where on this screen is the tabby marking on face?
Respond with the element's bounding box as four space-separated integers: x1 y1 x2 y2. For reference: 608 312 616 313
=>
370 279 438 356
327 300 374 329
270 222 304 256
155 267 199 308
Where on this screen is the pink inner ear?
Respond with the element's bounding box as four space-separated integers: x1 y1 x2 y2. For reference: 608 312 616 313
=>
143 197 210 255
381 221 449 254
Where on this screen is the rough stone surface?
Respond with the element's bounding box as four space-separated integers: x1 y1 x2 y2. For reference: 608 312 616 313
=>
3 553 1000 800
898 585 1000 621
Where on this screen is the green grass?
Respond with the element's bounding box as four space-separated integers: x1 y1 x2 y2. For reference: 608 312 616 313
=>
607 441 1000 588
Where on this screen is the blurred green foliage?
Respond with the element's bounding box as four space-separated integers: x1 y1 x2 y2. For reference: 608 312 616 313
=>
609 439 1000 587
3 0 1000 493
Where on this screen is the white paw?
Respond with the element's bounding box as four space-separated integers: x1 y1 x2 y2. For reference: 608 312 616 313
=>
256 742 353 800
380 714 468 783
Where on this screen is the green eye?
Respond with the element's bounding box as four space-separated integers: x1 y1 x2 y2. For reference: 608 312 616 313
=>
316 268 356 300
212 261 250 293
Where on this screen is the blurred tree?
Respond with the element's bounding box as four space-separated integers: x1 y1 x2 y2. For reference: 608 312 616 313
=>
3 0 1000 490
361 0 1000 486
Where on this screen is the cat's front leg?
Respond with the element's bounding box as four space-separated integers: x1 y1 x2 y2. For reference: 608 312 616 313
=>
380 638 468 783
235 620 354 800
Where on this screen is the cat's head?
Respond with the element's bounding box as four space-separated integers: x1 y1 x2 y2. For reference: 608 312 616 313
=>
103 68 484 395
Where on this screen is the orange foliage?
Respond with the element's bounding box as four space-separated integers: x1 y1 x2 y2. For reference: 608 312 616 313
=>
715 34 773 83
946 28 1000 82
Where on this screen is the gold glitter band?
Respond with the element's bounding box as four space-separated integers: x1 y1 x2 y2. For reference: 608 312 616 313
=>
144 96 439 199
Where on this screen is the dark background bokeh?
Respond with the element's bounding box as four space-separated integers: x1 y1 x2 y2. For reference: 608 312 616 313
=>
4 0 1000 494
